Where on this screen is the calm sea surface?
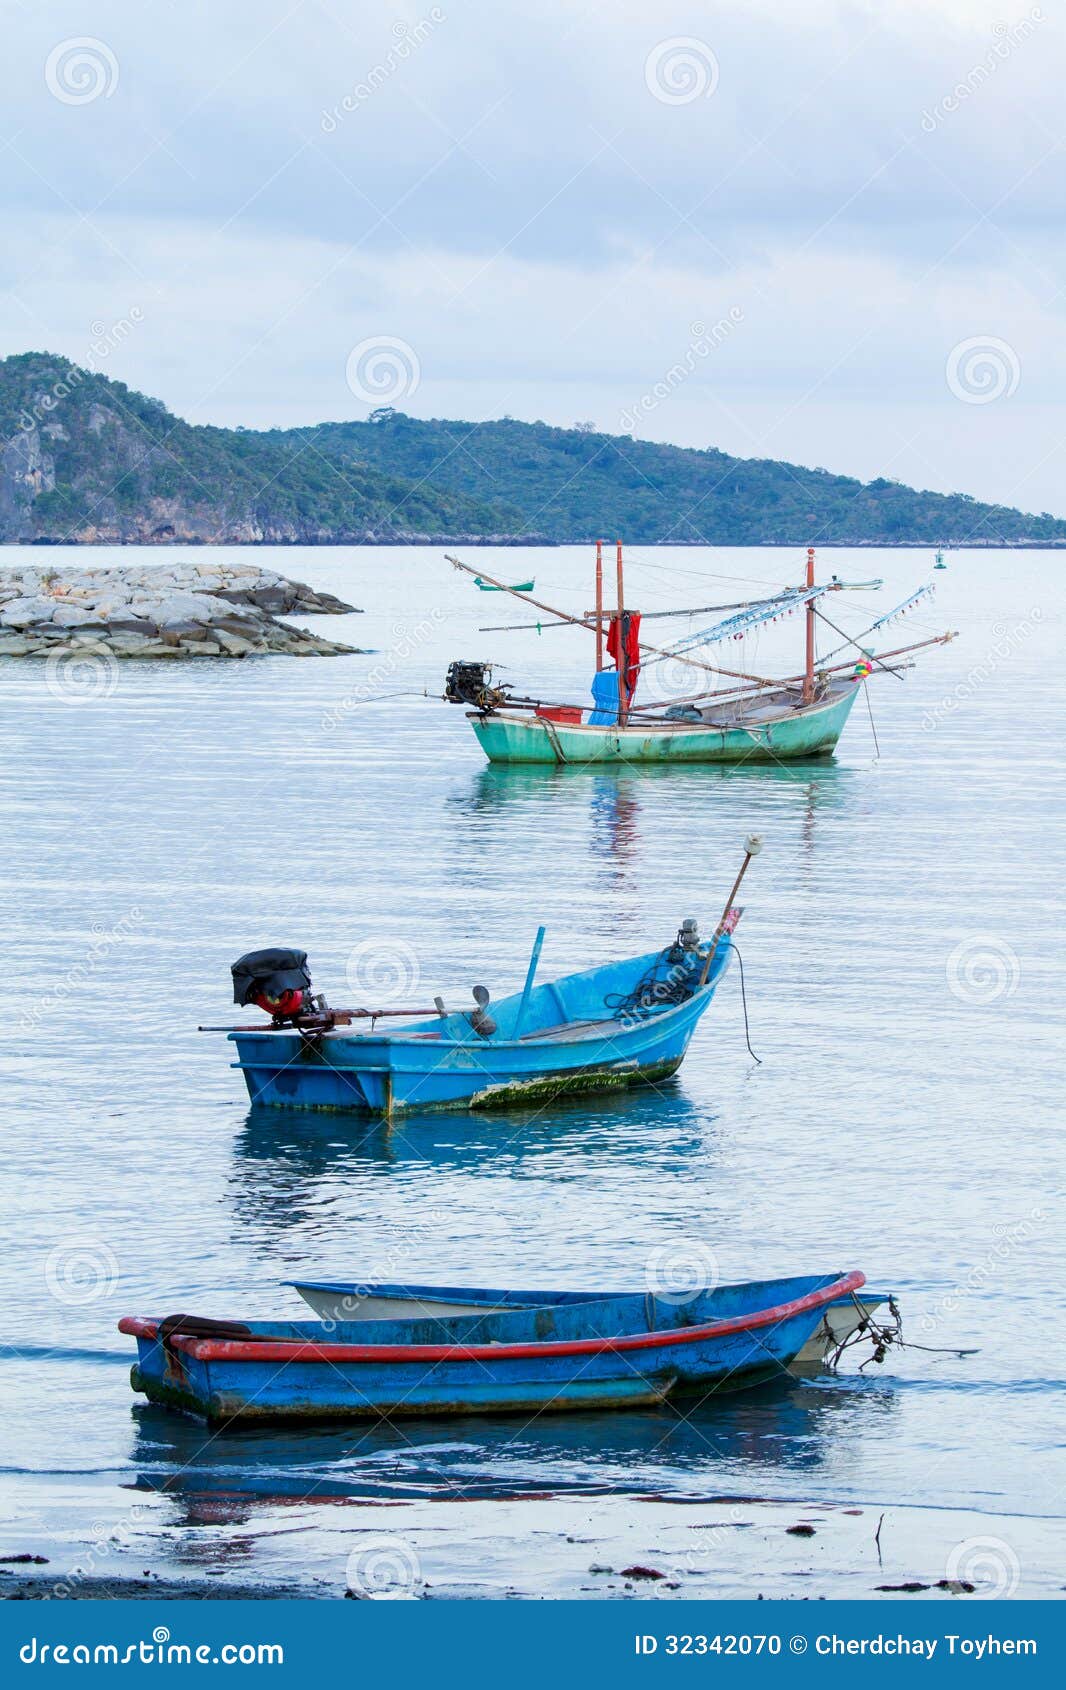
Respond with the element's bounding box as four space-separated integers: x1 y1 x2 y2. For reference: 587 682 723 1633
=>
0 544 1062 1597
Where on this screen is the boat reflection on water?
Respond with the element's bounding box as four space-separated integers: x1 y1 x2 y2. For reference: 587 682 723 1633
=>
233 1087 717 1177
467 758 859 866
228 1091 721 1240
125 1368 898 1521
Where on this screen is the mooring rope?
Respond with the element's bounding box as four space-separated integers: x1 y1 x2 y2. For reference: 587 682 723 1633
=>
732 943 762 1064
540 715 568 764
864 680 881 760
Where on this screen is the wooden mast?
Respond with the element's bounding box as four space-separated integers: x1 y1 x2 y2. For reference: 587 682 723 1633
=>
594 540 604 672
446 554 783 688
803 546 816 705
615 539 627 724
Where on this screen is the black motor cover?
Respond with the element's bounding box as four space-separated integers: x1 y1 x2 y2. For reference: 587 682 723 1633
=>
231 948 312 1007
444 660 506 711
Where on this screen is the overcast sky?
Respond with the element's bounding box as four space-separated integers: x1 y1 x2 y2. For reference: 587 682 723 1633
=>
2 0 1064 511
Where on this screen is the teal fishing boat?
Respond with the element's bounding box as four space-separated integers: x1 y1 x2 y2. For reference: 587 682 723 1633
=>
475 575 535 591
444 545 954 766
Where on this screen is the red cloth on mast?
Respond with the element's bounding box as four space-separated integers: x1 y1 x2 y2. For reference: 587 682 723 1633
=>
606 611 641 701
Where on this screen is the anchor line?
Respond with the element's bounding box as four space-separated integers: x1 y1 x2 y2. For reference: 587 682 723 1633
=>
864 681 880 760
732 943 761 1065
824 1292 908 1372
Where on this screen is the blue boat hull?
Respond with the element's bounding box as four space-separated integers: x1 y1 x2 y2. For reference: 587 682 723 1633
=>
120 1272 865 1423
291 1279 889 1365
229 939 734 1115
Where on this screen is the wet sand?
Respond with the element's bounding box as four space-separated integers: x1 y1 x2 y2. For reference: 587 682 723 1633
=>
2 1493 1058 1601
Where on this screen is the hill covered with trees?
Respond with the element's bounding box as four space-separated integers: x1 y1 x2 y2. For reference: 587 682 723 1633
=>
2 353 1062 546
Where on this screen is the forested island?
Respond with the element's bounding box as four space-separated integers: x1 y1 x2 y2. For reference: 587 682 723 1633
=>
2 351 1062 547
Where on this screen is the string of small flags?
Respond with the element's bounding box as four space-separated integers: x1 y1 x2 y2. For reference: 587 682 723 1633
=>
662 585 828 655
867 583 935 633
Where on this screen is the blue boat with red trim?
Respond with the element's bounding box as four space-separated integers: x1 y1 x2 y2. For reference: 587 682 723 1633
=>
290 1276 895 1367
118 1270 866 1423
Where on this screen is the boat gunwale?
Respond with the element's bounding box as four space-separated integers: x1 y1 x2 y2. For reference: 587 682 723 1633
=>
225 962 726 1053
118 1271 865 1364
467 679 860 736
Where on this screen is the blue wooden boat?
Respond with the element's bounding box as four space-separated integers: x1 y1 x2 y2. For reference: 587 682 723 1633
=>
221 914 747 1117
118 1271 865 1422
290 1277 892 1366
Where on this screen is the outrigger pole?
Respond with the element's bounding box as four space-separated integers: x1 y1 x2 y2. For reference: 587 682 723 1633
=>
626 631 956 713
595 540 604 672
446 555 783 690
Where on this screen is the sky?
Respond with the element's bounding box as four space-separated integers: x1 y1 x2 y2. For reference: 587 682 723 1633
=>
2 0 1064 512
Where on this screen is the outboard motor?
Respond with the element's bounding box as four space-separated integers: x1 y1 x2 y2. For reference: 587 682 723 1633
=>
231 948 313 1022
667 919 701 966
444 660 508 712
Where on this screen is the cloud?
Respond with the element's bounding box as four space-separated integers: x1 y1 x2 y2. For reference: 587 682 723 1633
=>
2 0 1064 509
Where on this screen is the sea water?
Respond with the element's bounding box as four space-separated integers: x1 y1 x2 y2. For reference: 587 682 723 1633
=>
0 544 1061 1597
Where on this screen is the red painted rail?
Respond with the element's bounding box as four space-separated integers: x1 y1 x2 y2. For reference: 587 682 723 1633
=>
119 1271 864 1364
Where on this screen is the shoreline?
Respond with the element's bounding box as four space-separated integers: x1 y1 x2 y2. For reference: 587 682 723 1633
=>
3 539 1063 550
3 1492 1060 1603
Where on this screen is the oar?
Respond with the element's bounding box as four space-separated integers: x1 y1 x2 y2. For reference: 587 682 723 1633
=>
512 925 546 1038
699 836 764 987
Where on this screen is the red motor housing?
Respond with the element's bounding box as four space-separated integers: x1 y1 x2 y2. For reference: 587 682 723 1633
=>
252 988 305 1020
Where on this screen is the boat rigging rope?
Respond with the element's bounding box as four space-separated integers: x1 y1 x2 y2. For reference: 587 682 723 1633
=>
813 606 903 681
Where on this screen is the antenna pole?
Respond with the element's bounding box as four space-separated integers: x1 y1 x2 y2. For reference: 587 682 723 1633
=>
615 539 627 725
595 540 604 672
803 546 816 705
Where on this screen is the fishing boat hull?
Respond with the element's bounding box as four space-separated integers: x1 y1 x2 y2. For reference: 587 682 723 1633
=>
119 1271 865 1423
290 1279 889 1366
229 941 733 1116
468 682 861 765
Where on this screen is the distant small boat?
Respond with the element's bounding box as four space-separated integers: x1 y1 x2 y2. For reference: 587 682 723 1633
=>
205 841 763 1116
291 1276 894 1366
118 1270 866 1422
475 576 535 592
934 549 947 570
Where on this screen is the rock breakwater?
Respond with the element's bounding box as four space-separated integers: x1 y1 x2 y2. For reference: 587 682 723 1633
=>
0 561 362 658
